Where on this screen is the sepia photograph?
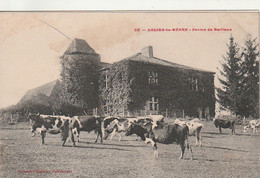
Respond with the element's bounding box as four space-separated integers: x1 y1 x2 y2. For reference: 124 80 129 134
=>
0 11 259 177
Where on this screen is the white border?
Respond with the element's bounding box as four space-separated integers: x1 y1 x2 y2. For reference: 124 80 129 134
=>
0 0 260 11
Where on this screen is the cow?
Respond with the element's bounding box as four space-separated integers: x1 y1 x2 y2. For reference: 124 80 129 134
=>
128 115 164 129
125 122 193 159
213 118 235 134
102 116 128 141
243 119 260 133
102 115 165 141
29 114 75 146
175 118 204 147
72 115 103 143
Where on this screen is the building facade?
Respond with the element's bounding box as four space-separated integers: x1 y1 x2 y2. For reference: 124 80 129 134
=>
98 45 215 118
20 39 215 119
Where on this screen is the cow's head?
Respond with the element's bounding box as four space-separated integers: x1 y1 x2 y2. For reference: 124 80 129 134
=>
125 123 135 136
243 125 250 133
29 114 42 136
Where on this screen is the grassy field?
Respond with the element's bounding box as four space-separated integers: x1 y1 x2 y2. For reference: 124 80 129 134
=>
0 121 259 178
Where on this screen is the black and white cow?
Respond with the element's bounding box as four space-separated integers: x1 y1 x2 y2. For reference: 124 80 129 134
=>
102 116 128 141
243 119 260 133
127 115 164 130
72 115 103 143
29 114 75 146
125 122 193 159
213 118 235 134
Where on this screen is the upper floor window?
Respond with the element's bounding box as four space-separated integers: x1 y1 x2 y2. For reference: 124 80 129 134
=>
201 84 205 92
188 77 198 91
149 97 159 111
105 74 109 89
148 70 158 85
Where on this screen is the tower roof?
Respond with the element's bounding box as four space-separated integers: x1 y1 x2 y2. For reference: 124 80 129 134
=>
64 38 96 54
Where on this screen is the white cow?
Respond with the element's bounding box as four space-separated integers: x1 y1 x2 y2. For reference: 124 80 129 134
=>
175 118 204 147
243 119 260 133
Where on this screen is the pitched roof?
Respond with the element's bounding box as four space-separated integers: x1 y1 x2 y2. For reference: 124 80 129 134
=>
19 80 61 104
120 53 215 74
64 38 96 54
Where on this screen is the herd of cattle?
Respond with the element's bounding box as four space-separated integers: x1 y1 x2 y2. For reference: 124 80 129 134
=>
29 114 260 160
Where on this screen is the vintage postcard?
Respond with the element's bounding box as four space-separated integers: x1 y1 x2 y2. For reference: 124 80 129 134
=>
0 11 259 177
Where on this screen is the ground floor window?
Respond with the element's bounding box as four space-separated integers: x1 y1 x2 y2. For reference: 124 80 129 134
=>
149 97 159 111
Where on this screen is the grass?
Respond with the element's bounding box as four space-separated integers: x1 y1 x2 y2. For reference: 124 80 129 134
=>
0 121 259 178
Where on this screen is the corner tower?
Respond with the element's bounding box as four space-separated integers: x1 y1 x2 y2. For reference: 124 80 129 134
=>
60 38 100 111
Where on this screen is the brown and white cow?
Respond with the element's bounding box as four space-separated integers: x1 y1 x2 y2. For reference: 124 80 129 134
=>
72 115 103 143
243 119 260 133
213 118 235 134
175 118 204 147
29 114 75 146
125 122 193 159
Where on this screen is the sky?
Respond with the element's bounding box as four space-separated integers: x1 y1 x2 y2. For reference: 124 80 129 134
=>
0 11 259 108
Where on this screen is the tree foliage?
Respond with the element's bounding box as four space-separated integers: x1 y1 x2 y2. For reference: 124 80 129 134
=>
217 35 259 117
60 54 99 111
240 36 259 117
99 61 132 116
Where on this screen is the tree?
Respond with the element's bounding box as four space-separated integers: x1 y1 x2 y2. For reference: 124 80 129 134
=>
216 35 243 115
240 35 259 117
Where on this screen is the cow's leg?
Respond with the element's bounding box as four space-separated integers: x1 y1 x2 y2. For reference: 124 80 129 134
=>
186 141 193 160
70 129 75 146
95 133 99 143
199 132 202 147
95 129 103 143
62 137 67 146
118 133 122 141
195 127 202 147
183 137 193 160
99 130 103 143
145 138 158 157
219 127 222 134
41 131 46 145
179 144 185 159
252 126 256 133
77 132 80 142
103 132 109 140
194 131 199 147
109 128 117 141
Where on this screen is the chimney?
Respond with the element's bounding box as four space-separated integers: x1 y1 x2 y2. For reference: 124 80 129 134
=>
141 46 153 58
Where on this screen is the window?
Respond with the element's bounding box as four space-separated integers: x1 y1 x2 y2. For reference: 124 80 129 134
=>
105 74 109 89
149 97 159 111
201 84 205 92
188 77 198 91
148 70 158 85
